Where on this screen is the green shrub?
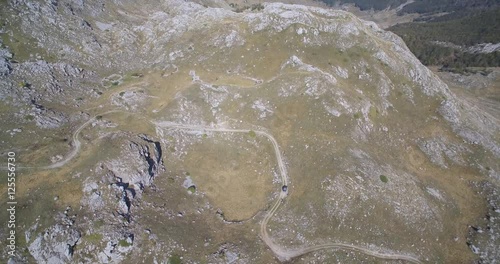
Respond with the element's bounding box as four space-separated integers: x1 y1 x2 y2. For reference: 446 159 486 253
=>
131 73 143 78
380 175 389 183
168 255 182 264
18 81 30 88
251 3 264 11
118 239 131 247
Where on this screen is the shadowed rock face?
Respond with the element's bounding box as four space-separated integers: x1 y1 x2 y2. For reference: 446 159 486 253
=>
0 0 499 263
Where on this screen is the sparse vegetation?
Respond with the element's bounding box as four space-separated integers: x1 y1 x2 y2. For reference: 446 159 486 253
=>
232 3 265 13
187 185 196 193
368 106 378 119
248 130 256 137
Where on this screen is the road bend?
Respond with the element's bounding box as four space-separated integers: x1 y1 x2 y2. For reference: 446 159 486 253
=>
153 121 423 264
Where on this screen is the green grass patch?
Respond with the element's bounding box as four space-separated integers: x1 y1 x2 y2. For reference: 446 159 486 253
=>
168 254 182 264
379 175 389 183
368 106 378 119
187 185 196 193
118 239 132 247
94 219 105 229
248 130 256 137
18 81 30 88
85 233 103 244
353 112 362 119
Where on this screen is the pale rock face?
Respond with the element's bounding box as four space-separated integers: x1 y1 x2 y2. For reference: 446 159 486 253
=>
213 30 245 48
0 47 12 76
82 180 105 211
27 216 80 264
334 66 349 79
105 138 164 194
417 137 469 169
431 41 500 54
200 84 229 109
426 187 445 202
252 99 274 119
323 101 342 117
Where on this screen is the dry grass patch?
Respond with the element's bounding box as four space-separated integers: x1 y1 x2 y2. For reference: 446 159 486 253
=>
179 134 275 221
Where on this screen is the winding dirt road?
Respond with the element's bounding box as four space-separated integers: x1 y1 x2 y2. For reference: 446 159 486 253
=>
153 121 423 263
1 111 119 171
5 113 422 262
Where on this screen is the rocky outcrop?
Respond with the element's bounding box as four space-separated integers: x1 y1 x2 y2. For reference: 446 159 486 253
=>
105 135 164 194
0 45 12 76
27 210 80 264
431 41 500 54
76 134 163 262
30 103 68 129
209 243 249 264
467 182 500 263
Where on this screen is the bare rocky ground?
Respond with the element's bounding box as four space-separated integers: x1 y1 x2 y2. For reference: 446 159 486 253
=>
0 0 499 263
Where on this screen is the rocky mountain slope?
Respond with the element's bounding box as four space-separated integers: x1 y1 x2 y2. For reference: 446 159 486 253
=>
0 0 499 263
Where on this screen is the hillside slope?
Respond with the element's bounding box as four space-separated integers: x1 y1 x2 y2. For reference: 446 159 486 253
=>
0 0 499 263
